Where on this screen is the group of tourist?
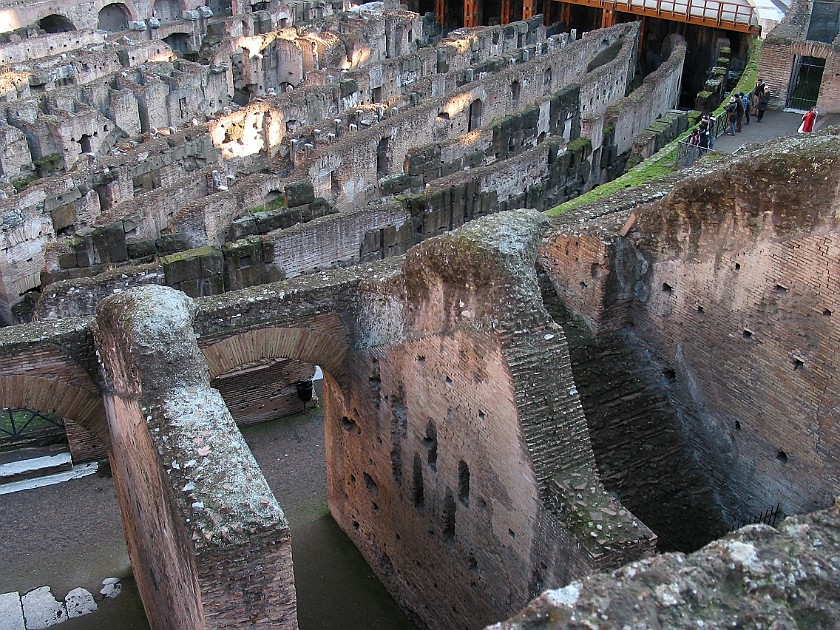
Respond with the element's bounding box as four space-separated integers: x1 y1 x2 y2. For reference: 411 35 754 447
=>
688 77 818 151
723 78 772 135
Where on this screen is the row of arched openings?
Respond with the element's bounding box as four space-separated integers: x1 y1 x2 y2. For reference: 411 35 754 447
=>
35 0 232 35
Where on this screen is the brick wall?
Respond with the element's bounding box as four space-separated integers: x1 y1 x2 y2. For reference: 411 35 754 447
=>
213 359 316 425
541 135 840 532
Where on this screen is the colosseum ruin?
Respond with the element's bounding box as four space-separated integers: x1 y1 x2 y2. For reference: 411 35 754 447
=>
0 0 838 628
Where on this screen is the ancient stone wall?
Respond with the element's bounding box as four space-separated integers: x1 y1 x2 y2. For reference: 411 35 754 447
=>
493 503 840 630
540 133 840 542
306 23 636 209
94 286 297 629
604 34 686 157
0 0 217 35
318 212 654 629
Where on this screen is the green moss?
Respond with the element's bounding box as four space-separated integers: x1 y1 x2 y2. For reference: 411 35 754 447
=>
249 196 286 214
547 139 680 216
159 245 220 265
12 175 35 193
567 137 592 154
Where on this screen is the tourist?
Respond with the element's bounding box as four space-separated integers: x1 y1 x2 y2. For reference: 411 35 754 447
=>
799 107 817 132
688 128 700 146
725 97 738 135
748 89 759 119
705 114 716 149
698 120 710 154
741 92 750 125
735 93 744 132
756 86 770 122
753 78 766 99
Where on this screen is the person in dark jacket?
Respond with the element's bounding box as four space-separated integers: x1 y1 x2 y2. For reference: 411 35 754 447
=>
725 97 738 135
735 93 745 132
741 92 750 125
757 85 770 122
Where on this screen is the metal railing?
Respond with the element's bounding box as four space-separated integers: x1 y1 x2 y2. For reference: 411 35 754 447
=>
571 0 757 30
730 503 784 531
0 408 65 446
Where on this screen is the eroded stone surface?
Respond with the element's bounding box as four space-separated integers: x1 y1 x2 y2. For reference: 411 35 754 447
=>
64 587 97 617
0 592 25 630
491 503 840 629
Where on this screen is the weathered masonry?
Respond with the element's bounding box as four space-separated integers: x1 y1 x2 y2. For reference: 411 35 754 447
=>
1 9 689 326
1 210 656 629
0 132 839 628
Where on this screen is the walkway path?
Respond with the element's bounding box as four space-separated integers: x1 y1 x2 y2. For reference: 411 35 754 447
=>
712 109 840 154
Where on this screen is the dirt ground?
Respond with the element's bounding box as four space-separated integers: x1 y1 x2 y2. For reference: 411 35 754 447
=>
0 404 414 629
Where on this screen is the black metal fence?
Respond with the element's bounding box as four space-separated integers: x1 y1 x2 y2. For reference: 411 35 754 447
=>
730 503 785 531
676 141 720 168
787 56 825 111
676 111 728 169
0 408 66 447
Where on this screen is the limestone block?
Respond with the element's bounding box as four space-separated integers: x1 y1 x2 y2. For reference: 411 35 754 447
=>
64 588 97 618
284 181 315 208
227 217 258 241
0 592 24 630
20 587 66 629
126 240 157 260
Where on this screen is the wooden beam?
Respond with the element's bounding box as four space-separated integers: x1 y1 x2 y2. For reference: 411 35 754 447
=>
548 0 758 34
502 0 511 23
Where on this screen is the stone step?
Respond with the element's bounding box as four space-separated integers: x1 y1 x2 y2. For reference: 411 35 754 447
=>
0 449 73 485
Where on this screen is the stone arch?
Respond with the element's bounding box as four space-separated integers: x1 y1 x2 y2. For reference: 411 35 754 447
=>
38 14 76 33
163 32 191 53
153 0 183 21
98 3 131 32
0 375 108 447
202 326 349 390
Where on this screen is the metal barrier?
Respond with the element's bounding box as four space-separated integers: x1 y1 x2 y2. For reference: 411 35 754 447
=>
0 408 65 446
730 503 785 531
566 0 758 31
675 139 720 168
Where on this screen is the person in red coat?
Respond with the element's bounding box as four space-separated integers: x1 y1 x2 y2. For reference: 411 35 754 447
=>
801 107 817 132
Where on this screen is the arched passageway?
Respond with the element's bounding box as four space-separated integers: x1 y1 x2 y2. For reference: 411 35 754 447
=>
97 3 130 32
163 32 191 53
38 14 76 33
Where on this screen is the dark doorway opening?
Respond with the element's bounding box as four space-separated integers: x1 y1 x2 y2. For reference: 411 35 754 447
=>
39 14 76 33
787 56 825 111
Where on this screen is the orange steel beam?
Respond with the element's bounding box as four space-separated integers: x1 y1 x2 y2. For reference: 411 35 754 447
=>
464 0 478 26
549 0 759 33
502 0 511 23
601 7 617 26
523 0 536 19
435 0 445 25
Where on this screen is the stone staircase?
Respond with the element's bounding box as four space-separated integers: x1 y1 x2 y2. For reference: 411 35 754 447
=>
0 445 97 495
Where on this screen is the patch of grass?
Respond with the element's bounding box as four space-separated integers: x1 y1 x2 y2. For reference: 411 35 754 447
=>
547 37 763 217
